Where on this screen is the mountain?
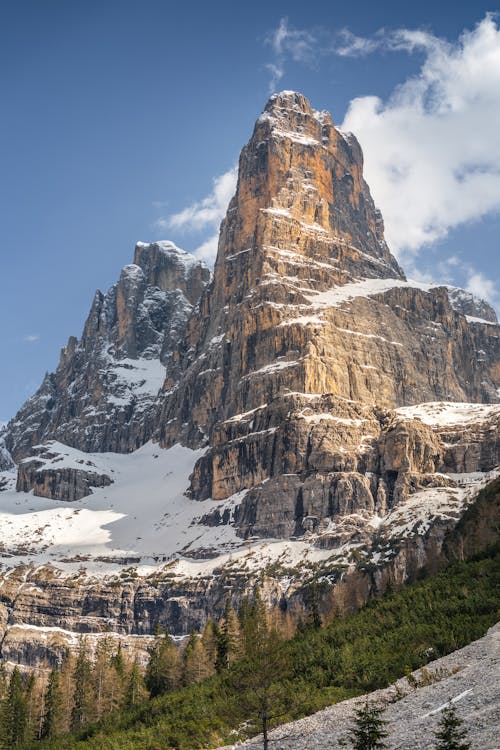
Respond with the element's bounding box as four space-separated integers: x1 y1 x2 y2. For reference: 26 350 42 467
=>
0 91 498 667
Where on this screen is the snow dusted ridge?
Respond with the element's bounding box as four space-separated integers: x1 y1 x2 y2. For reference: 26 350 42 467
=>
301 277 498 326
396 402 500 427
219 623 500 750
0 442 246 574
135 240 208 274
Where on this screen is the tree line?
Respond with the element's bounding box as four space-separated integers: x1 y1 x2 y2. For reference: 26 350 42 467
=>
0 543 497 750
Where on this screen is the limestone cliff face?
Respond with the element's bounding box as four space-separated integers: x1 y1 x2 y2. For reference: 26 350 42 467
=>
5 242 210 461
158 92 499 505
0 92 499 668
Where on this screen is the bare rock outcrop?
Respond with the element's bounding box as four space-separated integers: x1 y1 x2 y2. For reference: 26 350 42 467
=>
5 242 210 461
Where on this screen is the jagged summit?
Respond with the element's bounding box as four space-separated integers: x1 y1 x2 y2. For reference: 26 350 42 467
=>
0 92 499 658
5 242 211 461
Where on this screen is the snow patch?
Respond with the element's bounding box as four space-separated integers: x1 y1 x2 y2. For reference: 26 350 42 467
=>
396 402 500 427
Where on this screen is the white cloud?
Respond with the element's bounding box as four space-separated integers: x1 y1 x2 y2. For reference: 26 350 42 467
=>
341 15 500 260
265 18 317 93
23 334 40 343
155 167 238 264
334 28 382 57
265 15 500 306
465 271 499 308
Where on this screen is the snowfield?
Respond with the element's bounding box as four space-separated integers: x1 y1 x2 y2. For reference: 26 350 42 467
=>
0 422 497 579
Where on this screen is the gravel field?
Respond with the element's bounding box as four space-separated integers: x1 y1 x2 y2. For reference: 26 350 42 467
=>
221 622 500 750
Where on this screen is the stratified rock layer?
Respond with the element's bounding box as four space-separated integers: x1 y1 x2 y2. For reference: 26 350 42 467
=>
0 92 499 666
157 91 499 505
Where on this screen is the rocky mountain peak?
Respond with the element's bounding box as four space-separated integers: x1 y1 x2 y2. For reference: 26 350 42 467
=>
5 241 211 461
260 90 335 138
134 241 211 305
0 92 499 659
212 90 404 317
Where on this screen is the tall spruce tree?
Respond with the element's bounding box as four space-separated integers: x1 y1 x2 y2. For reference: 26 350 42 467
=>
0 667 28 749
347 701 389 750
225 592 295 750
41 669 63 740
215 598 241 672
123 657 146 710
71 637 93 730
433 704 471 750
182 632 212 685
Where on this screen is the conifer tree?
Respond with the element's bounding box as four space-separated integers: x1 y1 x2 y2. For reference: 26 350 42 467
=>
59 649 75 733
145 632 181 697
215 598 241 671
123 657 147 710
41 669 63 740
24 671 40 743
225 595 295 750
433 704 471 750
347 701 389 750
93 636 117 719
0 667 28 749
111 641 125 680
201 619 218 671
71 637 93 730
182 632 212 685
239 588 268 657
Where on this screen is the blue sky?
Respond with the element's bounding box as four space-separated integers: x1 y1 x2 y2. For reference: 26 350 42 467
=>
1 0 499 422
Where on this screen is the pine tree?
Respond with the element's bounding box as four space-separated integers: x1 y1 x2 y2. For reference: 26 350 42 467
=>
41 669 63 740
224 625 294 750
24 671 39 743
433 704 471 750
123 657 147 710
111 641 126 681
0 667 28 749
71 637 93 730
93 636 117 719
239 588 268 657
59 649 75 734
182 632 212 685
200 619 218 671
215 598 241 671
145 632 181 697
347 701 389 750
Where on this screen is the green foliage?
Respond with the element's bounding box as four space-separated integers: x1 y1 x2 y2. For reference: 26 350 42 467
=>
22 546 500 750
41 670 63 740
71 639 93 730
223 605 295 750
0 667 28 749
433 704 471 750
144 633 181 697
346 701 389 750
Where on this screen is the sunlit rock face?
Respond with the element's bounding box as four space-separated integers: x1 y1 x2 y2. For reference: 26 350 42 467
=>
0 93 499 668
157 91 499 504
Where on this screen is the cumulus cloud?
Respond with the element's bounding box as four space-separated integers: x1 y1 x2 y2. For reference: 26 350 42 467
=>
342 14 500 261
264 15 500 305
23 335 40 343
155 166 238 264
